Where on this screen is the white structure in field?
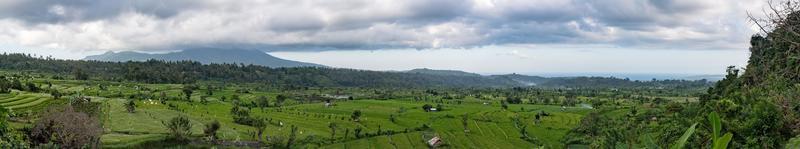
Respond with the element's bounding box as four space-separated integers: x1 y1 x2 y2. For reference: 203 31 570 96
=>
428 136 442 147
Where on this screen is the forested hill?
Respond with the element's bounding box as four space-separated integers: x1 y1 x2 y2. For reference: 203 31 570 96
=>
0 53 710 89
1 53 517 87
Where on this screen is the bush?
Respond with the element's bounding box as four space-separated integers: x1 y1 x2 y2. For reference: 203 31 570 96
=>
30 105 101 148
351 110 362 122
163 115 193 141
0 107 27 148
204 120 221 142
124 99 136 113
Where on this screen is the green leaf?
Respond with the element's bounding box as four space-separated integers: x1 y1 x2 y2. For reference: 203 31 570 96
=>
709 112 721 141
713 133 733 149
671 123 697 149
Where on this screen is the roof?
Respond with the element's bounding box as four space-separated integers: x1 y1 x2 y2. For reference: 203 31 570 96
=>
428 137 441 146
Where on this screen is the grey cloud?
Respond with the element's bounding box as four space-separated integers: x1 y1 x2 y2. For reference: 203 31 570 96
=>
0 0 756 52
0 0 200 23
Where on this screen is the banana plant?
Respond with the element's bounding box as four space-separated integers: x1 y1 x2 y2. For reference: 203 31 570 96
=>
670 123 697 149
670 112 732 149
708 112 732 149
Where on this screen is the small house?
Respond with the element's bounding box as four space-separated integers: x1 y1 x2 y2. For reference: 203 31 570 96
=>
428 136 442 147
429 108 438 111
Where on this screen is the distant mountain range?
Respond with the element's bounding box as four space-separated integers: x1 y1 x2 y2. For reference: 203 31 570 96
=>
83 48 323 68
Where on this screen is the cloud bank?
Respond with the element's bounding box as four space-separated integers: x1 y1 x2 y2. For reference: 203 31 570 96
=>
0 0 764 52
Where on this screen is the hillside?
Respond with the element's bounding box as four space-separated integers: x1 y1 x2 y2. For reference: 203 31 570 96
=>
84 48 324 68
659 10 800 148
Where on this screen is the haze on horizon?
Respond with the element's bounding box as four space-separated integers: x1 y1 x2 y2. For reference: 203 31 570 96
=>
0 0 763 75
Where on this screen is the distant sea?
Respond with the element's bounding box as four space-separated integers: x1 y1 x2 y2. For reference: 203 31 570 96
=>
518 73 725 81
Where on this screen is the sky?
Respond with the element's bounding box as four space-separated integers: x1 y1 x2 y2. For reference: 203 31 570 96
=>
0 0 768 75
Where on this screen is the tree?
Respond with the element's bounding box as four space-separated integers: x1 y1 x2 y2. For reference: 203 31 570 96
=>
328 122 338 143
436 104 444 111
0 79 9 94
422 104 433 112
389 114 397 123
50 89 62 100
73 68 88 80
182 85 195 101
231 106 252 125
25 82 38 92
254 119 267 142
462 113 469 132
163 115 192 141
506 96 523 104
286 125 298 148
351 110 362 122
124 99 136 113
354 127 363 138
344 128 350 139
276 94 287 107
200 96 208 104
501 101 509 110
257 96 270 109
205 85 214 96
159 91 167 104
10 79 21 91
204 120 221 143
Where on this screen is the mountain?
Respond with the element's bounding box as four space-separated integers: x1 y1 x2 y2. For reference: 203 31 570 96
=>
83 48 324 68
405 68 482 77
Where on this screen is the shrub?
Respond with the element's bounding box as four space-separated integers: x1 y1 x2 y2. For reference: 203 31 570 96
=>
351 110 362 122
30 106 102 148
204 120 221 142
124 99 136 113
163 115 193 141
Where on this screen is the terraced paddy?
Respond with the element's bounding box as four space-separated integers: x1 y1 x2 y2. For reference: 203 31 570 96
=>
99 97 591 148
0 92 53 110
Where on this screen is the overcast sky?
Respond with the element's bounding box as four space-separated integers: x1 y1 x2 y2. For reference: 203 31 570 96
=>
0 0 767 74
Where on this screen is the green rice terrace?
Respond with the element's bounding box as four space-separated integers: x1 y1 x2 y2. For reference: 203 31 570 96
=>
0 70 705 148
